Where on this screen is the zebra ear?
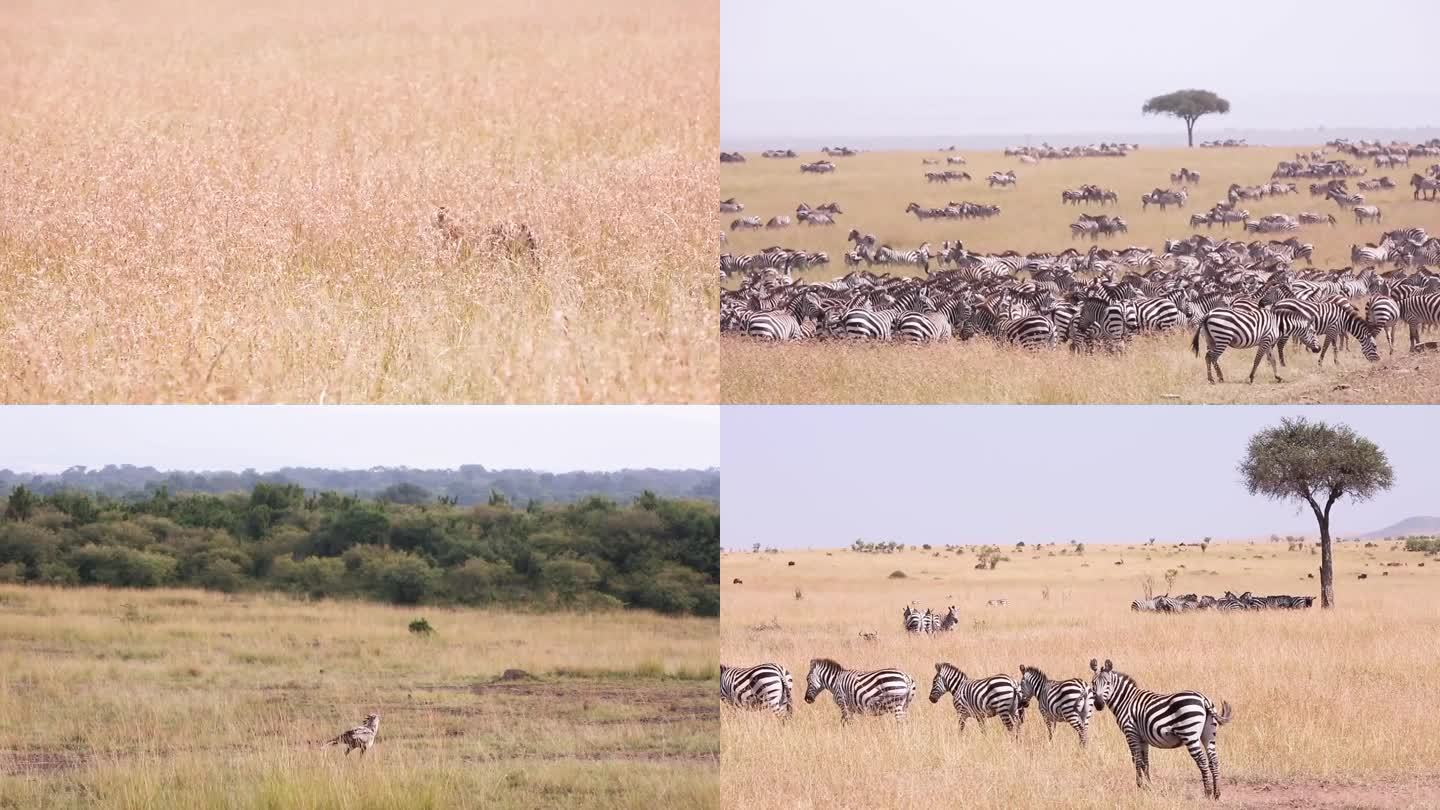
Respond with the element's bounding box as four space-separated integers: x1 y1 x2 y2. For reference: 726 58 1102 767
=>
935 663 943 673
1089 658 1098 672
1103 659 1113 672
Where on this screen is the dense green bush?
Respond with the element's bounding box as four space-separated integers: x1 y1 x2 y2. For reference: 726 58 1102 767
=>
0 486 717 615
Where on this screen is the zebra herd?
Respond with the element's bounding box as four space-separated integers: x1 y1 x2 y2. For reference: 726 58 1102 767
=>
905 200 1002 221
722 657 1232 799
1061 184 1119 205
1070 214 1128 240
1131 591 1315 612
1140 188 1188 210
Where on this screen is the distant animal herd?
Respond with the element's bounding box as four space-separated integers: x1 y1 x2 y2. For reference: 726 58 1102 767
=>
719 138 1440 381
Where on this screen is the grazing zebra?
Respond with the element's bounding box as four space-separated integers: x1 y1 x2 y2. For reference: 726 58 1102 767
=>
804 658 916 722
871 243 932 273
800 161 836 173
720 663 793 718
988 170 1017 188
1326 189 1365 208
1090 658 1232 800
765 216 791 229
1272 300 1379 365
1191 306 1317 383
1353 205 1382 224
730 216 762 230
719 198 744 213
928 663 1023 733
324 713 380 758
1017 665 1093 746
1297 212 1337 225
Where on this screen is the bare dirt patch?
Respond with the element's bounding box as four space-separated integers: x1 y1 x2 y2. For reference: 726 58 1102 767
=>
1227 775 1440 809
0 750 89 776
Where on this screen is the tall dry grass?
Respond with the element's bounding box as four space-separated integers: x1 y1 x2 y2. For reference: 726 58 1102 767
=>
0 586 718 808
719 146 1440 404
0 0 716 403
721 543 1440 809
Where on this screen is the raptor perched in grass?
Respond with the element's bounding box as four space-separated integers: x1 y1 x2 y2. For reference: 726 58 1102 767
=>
324 713 380 758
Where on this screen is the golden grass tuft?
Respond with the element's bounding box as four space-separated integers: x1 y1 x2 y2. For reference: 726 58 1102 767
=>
0 0 716 403
721 543 1440 809
719 146 1440 404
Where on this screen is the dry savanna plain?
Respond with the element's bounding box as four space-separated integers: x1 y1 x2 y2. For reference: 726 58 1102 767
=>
720 146 1440 404
0 587 718 809
721 543 1440 809
0 0 715 403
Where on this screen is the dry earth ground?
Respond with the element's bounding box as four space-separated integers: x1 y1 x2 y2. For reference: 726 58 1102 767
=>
0 0 716 403
0 586 718 809
719 146 1440 403
721 543 1440 809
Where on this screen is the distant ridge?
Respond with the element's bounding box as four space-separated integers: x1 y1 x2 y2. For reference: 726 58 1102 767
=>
1363 516 1440 539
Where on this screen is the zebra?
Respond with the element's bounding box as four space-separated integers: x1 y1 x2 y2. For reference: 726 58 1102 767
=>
1353 205 1382 225
804 658 916 722
720 663 793 719
1271 300 1379 365
800 161 835 173
928 663 1023 733
1326 188 1365 208
746 293 820 341
1191 306 1317 383
324 713 380 758
988 170 1017 188
1398 291 1440 349
719 198 744 213
765 216 792 229
1367 294 1400 354
903 605 934 633
1017 665 1094 746
1411 172 1440 200
1089 658 1232 800
871 243 932 273
730 216 762 230
1297 212 1337 225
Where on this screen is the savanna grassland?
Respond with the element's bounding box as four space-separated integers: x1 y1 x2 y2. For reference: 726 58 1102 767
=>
0 586 718 809
0 0 715 403
721 542 1440 809
719 146 1440 404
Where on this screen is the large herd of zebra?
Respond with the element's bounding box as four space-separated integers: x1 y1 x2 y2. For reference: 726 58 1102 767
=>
1131 591 1314 612
721 656 1232 799
721 228 1440 380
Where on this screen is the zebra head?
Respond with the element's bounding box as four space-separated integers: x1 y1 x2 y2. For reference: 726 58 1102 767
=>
805 658 838 704
1088 658 1122 711
1017 665 1046 704
929 662 963 703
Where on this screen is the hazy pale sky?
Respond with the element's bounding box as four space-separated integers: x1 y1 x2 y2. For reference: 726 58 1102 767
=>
0 407 719 473
722 0 1440 139
721 406 1436 547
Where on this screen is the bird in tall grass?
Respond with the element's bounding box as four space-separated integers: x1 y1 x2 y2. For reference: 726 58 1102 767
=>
323 713 380 757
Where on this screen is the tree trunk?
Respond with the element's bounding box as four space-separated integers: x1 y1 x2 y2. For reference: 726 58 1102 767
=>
1317 513 1334 608
1185 118 1195 148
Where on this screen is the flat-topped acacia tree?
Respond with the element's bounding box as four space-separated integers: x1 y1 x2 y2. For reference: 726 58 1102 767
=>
1239 418 1394 608
1142 89 1231 147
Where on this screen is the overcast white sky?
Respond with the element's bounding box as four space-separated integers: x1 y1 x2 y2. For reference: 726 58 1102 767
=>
722 0 1440 140
722 406 1438 547
0 407 719 473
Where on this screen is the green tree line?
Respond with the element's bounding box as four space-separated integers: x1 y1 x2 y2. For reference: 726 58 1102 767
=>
0 465 719 505
0 485 718 616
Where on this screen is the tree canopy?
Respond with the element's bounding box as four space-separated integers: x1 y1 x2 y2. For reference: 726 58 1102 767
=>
1142 89 1231 147
0 485 718 616
1238 417 1393 607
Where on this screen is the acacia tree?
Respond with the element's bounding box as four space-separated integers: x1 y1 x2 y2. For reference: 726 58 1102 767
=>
1239 418 1393 608
1142 89 1231 147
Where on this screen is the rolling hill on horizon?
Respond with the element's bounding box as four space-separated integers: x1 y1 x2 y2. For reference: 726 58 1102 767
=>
1362 515 1440 539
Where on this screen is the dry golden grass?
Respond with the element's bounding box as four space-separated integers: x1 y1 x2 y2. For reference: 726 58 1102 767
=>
721 543 1440 809
719 146 1440 404
0 0 716 403
0 586 718 808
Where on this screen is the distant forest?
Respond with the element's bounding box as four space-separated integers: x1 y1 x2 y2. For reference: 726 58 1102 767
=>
0 481 719 616
0 465 719 505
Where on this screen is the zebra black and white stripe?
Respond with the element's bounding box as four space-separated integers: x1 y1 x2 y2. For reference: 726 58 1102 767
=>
804 658 916 722
1190 306 1317 383
1017 665 1093 746
1090 658 1232 800
928 663 1022 733
721 663 793 719
1271 300 1379 365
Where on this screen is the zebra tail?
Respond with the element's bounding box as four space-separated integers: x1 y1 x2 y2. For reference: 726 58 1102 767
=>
1213 700 1233 725
323 735 342 747
1191 318 1205 357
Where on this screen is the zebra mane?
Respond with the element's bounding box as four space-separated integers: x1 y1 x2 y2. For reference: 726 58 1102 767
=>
812 657 844 671
1019 664 1047 682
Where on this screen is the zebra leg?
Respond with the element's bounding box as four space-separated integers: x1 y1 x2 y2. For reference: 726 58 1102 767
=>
1124 732 1147 788
1045 718 1056 741
1186 739 1214 799
1277 335 1288 367
1208 738 1222 800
